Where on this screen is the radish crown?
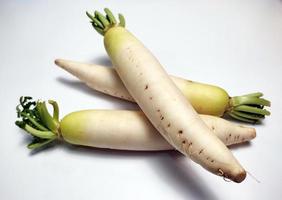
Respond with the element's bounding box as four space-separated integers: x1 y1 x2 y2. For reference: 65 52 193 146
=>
86 8 125 36
228 92 271 123
15 96 60 150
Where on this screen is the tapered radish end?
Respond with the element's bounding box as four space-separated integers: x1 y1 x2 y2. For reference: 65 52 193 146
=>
233 170 247 183
221 168 246 183
54 59 66 69
54 59 60 66
241 126 256 140
55 59 78 73
217 163 246 183
249 127 256 139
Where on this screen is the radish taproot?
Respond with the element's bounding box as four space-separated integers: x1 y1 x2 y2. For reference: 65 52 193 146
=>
55 58 271 123
87 8 246 182
15 96 255 150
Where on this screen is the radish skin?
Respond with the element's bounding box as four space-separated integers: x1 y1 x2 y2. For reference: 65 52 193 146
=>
87 9 246 182
55 59 227 116
15 97 256 151
60 110 256 150
55 58 271 123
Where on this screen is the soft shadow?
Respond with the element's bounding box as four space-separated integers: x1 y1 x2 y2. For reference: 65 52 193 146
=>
228 141 252 150
152 151 218 200
26 137 217 199
88 55 113 67
56 77 138 110
22 131 218 199
18 130 33 146
29 141 59 155
61 144 217 200
16 129 59 155
58 142 168 160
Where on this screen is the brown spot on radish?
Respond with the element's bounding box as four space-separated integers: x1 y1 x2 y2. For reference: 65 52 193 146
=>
187 80 193 83
182 140 186 144
229 133 231 137
139 72 143 76
161 116 164 120
149 97 153 100
167 123 171 127
211 160 214 163
145 85 148 90
211 126 215 130
178 130 183 134
199 149 204 154
206 157 209 160
157 109 160 112
241 137 245 141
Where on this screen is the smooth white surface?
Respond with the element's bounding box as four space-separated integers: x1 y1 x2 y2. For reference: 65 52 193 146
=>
0 0 282 199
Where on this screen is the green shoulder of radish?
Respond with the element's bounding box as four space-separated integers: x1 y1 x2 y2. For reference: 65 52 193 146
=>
86 8 247 182
55 58 271 123
15 96 255 150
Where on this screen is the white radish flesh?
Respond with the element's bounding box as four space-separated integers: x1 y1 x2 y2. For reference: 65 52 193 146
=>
102 26 246 182
60 110 256 150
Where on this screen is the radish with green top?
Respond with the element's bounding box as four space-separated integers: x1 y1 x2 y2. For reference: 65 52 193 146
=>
86 8 246 182
55 58 271 123
15 96 256 150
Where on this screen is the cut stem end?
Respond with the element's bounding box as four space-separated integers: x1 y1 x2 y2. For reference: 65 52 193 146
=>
86 8 126 36
227 92 271 123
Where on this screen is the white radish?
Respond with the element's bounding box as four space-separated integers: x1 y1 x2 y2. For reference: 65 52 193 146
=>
55 58 270 123
15 97 256 151
87 9 246 182
55 59 135 102
61 111 256 150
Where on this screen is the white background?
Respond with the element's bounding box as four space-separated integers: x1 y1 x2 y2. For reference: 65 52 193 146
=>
1 0 282 199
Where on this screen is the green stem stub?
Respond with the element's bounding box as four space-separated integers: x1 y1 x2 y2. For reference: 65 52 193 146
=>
228 92 271 123
15 96 60 150
86 8 126 36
